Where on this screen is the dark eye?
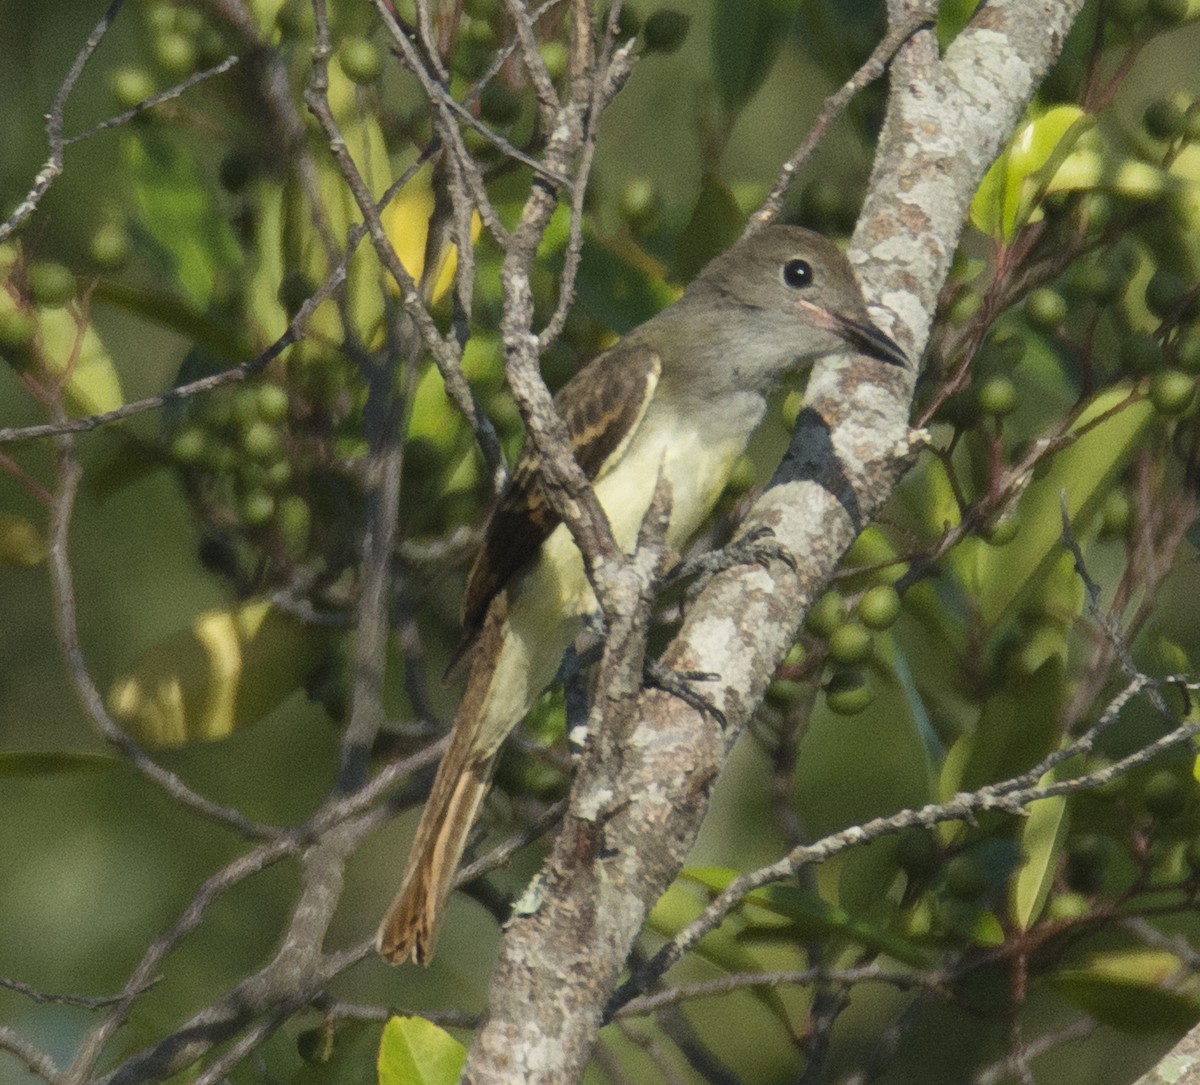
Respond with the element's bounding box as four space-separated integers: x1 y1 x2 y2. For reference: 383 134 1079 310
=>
782 258 813 289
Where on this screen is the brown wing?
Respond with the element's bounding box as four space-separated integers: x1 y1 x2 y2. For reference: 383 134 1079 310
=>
458 343 662 646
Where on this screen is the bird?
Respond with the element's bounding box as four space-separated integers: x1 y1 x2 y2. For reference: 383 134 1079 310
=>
376 225 908 964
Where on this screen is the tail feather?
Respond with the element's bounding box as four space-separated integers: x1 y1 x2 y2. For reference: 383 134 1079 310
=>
375 749 497 965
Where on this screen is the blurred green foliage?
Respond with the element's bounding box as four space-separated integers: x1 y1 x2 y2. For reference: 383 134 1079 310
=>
3 1 1200 1083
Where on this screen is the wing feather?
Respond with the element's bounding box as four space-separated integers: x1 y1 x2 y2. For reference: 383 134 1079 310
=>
458 343 661 645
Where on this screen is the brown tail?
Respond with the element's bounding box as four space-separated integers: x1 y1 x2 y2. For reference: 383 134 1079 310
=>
375 743 497 965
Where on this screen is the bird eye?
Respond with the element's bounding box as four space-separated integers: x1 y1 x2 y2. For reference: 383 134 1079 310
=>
782 258 813 289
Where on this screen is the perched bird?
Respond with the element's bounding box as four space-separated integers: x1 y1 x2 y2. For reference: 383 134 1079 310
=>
376 225 908 964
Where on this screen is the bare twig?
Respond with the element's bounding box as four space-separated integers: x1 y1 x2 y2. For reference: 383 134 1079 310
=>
612 673 1200 1010
47 434 276 840
0 1026 64 1085
1 0 124 243
745 4 936 235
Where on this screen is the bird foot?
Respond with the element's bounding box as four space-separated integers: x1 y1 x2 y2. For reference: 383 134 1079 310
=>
643 658 727 728
666 526 796 603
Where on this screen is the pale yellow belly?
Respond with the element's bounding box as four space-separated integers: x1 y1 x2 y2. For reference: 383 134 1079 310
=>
473 416 743 745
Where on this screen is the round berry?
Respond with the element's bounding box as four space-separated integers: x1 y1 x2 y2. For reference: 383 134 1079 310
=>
858 585 901 631
26 262 75 308
1025 287 1068 331
824 667 873 715
1149 369 1195 415
339 37 382 84
827 621 873 664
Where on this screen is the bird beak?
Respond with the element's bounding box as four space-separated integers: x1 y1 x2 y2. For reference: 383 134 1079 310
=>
830 312 909 368
795 299 909 368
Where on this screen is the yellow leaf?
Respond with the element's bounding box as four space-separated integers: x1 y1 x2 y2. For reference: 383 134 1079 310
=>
108 600 323 746
37 308 124 415
381 164 480 303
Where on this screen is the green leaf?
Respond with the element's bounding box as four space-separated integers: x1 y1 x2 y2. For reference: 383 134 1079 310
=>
936 0 979 47
678 868 935 968
945 658 1065 797
1011 784 1071 929
36 308 124 416
674 174 745 281
574 236 674 335
711 0 794 114
970 106 1094 241
377 1016 466 1085
294 1020 379 1085
969 386 1154 628
0 751 120 777
1054 951 1200 1033
122 131 244 309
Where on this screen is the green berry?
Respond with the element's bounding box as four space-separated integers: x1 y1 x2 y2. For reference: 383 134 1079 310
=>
618 177 660 233
1145 97 1187 141
278 271 315 318
1146 270 1197 321
170 427 207 465
219 149 256 194
764 679 806 710
89 223 131 270
0 308 36 354
1075 257 1125 304
1175 333 1200 372
945 856 987 901
1025 287 1068 331
240 489 276 527
983 515 1019 546
539 41 568 81
643 9 691 53
827 621 873 664
339 37 382 84
858 585 901 630
805 590 845 639
26 262 75 308
977 375 1017 418
1099 489 1132 537
275 0 315 40
1047 892 1091 920
232 386 262 429
110 66 155 110
1109 0 1149 24
1185 103 1200 144
1149 0 1190 24
824 667 872 715
261 458 292 490
1149 369 1195 415
153 31 198 79
256 383 290 423
896 828 939 878
241 420 283 461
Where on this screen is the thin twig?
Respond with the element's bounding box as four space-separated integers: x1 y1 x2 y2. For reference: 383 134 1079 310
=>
746 6 935 235
46 433 276 840
0 1026 64 1085
1 0 125 243
611 673 1200 1011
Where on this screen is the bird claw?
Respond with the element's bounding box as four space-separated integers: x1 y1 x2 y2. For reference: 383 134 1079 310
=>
644 658 727 728
664 526 796 604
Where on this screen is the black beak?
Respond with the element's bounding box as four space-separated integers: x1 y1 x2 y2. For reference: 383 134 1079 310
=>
833 313 910 368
